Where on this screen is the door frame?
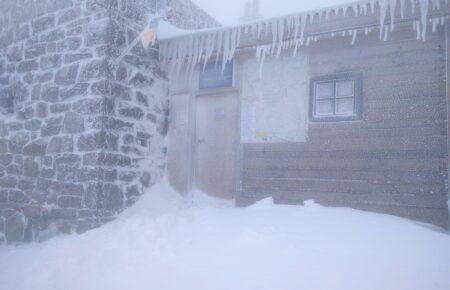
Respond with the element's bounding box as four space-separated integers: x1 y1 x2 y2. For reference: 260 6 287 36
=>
189 87 241 199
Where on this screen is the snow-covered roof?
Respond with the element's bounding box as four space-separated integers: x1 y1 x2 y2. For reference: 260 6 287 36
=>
157 0 449 77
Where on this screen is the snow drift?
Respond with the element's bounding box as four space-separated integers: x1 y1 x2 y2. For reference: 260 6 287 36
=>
0 181 449 290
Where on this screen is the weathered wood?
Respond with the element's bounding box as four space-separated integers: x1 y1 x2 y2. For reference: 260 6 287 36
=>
239 25 449 228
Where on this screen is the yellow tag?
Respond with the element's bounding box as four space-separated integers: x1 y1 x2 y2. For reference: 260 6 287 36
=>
255 131 270 138
140 28 156 48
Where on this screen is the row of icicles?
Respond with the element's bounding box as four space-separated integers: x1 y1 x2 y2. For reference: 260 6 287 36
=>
158 0 449 78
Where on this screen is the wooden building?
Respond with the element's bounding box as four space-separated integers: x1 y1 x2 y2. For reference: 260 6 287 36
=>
162 0 450 228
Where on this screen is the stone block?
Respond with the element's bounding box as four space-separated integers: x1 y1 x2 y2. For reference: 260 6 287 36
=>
8 190 29 203
23 158 39 177
47 136 73 153
23 139 47 156
60 83 89 100
0 190 8 202
17 60 39 73
55 63 79 85
119 171 137 182
41 117 63 137
50 103 71 114
24 44 46 59
125 185 140 198
73 97 114 115
40 29 65 42
58 7 81 25
130 72 153 88
40 54 62 70
6 164 23 175
0 139 8 154
40 85 59 102
46 208 76 220
83 153 131 167
57 196 82 209
7 46 23 62
8 132 30 154
60 36 82 51
64 52 93 64
35 102 48 118
102 183 123 211
23 206 41 218
54 154 80 165
78 59 107 82
24 119 42 131
5 212 25 243
63 112 85 133
77 131 118 152
14 24 30 42
55 164 78 182
140 172 151 188
46 0 73 13
118 104 144 120
0 154 13 166
32 14 55 33
51 182 84 196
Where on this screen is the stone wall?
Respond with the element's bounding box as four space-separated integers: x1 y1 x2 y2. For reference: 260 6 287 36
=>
0 0 218 244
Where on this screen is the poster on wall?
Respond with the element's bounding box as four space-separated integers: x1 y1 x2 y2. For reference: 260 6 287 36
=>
240 54 309 143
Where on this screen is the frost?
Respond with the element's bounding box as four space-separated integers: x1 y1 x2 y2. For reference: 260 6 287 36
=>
159 0 448 77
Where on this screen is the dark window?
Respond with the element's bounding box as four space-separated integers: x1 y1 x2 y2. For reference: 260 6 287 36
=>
199 61 233 89
310 72 362 122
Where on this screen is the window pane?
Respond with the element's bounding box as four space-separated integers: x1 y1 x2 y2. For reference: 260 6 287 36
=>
199 61 233 89
335 98 355 115
315 99 334 116
336 81 354 97
316 83 333 99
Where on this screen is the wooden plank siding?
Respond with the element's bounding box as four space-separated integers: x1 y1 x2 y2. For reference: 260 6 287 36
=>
237 23 449 228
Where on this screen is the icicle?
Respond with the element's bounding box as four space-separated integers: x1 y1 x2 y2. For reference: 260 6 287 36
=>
351 29 358 45
400 0 405 18
222 29 231 72
384 24 389 41
379 0 388 40
256 45 270 78
418 0 429 40
389 0 396 32
215 30 223 64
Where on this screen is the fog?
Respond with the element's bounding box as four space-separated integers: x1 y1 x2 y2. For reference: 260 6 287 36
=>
192 0 356 25
0 0 449 289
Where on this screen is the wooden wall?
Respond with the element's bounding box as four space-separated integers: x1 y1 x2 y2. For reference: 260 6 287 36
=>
237 24 449 228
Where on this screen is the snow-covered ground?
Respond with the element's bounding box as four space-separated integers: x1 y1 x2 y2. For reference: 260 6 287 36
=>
1 182 450 290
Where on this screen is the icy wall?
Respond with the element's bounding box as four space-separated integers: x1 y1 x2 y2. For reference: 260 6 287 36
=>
0 0 217 244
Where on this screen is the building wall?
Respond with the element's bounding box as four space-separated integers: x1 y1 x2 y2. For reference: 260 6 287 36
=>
0 0 218 244
237 24 449 229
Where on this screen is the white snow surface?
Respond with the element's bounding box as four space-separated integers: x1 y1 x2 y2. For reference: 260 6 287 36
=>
1 181 450 290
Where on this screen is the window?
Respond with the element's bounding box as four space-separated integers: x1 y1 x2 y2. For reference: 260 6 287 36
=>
310 72 362 122
199 61 233 89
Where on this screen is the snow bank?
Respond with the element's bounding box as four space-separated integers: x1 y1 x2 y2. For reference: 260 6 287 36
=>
1 182 450 290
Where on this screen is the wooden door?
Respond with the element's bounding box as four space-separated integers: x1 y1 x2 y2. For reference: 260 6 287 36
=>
194 91 239 199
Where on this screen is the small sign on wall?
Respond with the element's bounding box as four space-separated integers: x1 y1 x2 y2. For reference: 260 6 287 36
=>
240 54 309 143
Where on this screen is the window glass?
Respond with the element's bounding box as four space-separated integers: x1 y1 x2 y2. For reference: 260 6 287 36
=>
335 98 354 114
336 81 354 97
311 73 361 121
316 99 334 116
316 83 333 99
199 61 233 89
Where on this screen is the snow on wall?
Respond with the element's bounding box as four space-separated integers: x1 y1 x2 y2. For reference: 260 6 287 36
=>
0 0 216 244
159 0 450 77
240 54 309 143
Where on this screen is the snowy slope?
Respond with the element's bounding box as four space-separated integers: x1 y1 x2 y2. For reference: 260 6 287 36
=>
0 182 449 290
